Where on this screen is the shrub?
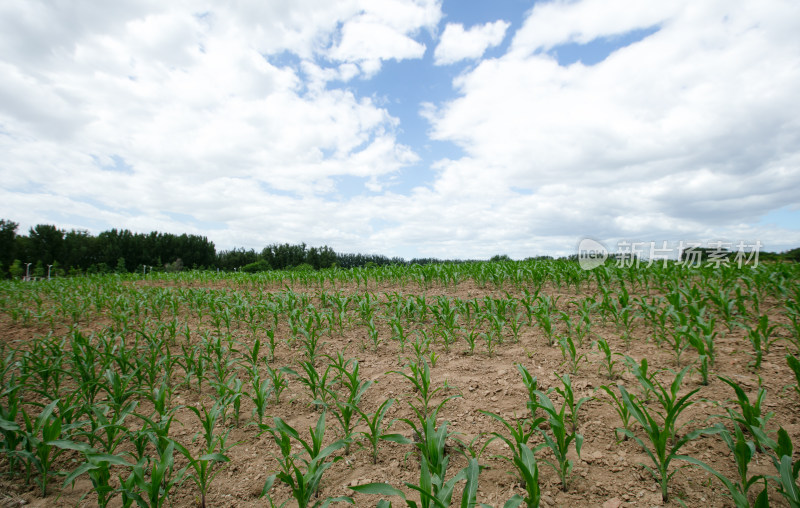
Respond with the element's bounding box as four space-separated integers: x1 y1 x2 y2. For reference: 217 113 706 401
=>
241 259 271 273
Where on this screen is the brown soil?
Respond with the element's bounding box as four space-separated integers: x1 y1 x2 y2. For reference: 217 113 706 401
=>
0 276 798 508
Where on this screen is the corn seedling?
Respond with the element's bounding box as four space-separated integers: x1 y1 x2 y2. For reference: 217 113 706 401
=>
64 451 133 508
554 373 592 434
681 422 769 508
350 457 482 508
285 360 334 410
173 440 231 508
245 372 273 425
119 441 185 508
516 363 539 418
531 387 583 491
767 428 800 507
265 363 289 404
390 319 409 353
367 317 382 351
533 306 555 346
328 357 372 454
481 410 542 507
391 358 459 418
594 338 623 379
718 375 776 452
463 329 478 356
597 384 632 442
617 377 718 503
13 399 92 495
355 398 411 464
625 356 656 402
260 414 352 508
557 335 588 375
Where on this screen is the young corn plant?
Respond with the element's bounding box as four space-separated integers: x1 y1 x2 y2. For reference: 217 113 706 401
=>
0 384 25 476
265 363 289 404
717 375 776 452
625 355 656 402
594 338 623 379
767 428 800 508
260 414 352 508
285 360 335 410
741 315 777 371
328 357 373 454
664 313 691 368
686 329 711 386
390 319 409 353
463 329 479 356
400 403 460 483
557 335 588 375
83 402 136 455
350 457 482 508
516 363 540 418
13 399 92 496
553 373 592 434
597 384 633 442
480 410 543 507
245 371 273 425
173 440 232 508
531 387 583 491
616 375 718 503
64 451 133 508
355 399 412 465
391 358 459 418
367 317 382 351
480 329 499 357
681 422 769 508
118 441 185 508
533 305 556 346
265 328 278 363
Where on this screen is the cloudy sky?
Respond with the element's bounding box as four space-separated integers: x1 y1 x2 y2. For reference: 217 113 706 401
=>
1 0 799 259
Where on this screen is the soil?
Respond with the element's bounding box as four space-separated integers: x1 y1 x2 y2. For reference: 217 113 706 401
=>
0 275 798 508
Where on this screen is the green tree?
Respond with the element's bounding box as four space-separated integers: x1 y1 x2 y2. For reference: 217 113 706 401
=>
0 219 18 276
9 259 23 279
116 257 127 273
29 224 64 266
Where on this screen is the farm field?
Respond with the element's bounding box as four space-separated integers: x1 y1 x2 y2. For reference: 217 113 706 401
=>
1 260 800 507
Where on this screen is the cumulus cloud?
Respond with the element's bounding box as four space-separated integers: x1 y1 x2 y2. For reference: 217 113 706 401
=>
508 0 682 55
1 0 799 259
421 0 800 254
434 20 510 65
0 1 436 239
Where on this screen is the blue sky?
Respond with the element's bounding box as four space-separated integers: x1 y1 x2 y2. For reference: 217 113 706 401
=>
1 0 799 259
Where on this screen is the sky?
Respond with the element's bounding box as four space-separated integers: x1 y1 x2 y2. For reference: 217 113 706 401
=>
1 0 799 260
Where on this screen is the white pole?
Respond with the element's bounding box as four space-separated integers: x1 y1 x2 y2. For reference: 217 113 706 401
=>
24 262 32 281
47 264 53 280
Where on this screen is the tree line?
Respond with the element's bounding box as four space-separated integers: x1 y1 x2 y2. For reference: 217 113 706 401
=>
0 219 451 279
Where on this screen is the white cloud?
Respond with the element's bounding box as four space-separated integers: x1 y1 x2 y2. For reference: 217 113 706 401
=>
327 0 441 76
434 20 510 65
0 1 437 247
1 0 799 259
508 0 683 56
420 0 800 255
